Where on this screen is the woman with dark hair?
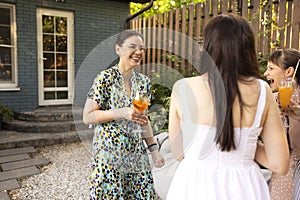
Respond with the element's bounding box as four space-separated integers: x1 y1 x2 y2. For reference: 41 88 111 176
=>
166 14 290 199
264 48 300 200
83 29 164 199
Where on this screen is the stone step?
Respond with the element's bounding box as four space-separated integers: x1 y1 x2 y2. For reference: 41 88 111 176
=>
0 130 92 150
0 166 40 182
0 147 36 157
0 191 10 200
14 106 78 122
1 157 49 171
0 179 20 191
2 120 77 133
0 154 30 164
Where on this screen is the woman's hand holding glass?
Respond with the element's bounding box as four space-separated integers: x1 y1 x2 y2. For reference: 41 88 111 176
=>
118 107 147 124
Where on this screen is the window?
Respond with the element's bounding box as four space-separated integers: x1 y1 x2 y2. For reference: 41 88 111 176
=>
0 3 18 90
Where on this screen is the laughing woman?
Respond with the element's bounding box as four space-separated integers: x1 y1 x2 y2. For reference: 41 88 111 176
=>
264 48 300 200
83 30 164 199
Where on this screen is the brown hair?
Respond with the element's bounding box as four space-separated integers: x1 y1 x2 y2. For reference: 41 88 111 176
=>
115 29 144 47
203 14 260 151
269 48 300 85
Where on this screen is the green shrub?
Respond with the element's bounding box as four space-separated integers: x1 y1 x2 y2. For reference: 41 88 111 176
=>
0 104 14 121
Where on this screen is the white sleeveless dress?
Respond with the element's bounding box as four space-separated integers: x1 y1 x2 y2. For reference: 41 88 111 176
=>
165 79 270 200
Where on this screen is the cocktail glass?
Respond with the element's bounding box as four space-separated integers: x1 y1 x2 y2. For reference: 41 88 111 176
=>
132 93 149 113
279 78 294 111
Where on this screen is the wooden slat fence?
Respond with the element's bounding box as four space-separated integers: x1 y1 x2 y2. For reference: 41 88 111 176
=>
130 0 300 76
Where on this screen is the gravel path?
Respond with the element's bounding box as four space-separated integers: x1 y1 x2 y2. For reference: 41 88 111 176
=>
9 142 91 200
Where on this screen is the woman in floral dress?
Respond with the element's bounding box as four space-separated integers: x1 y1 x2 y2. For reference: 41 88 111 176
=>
83 30 164 199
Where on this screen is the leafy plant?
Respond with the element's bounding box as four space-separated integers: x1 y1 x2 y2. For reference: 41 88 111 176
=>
130 0 205 18
0 104 14 121
257 52 269 82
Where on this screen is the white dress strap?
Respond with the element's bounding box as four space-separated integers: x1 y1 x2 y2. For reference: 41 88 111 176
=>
251 79 266 128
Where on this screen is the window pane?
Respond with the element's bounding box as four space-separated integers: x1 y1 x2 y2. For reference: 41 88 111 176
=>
44 91 55 100
43 53 55 69
56 17 67 35
43 34 54 51
44 71 55 87
57 71 67 87
0 27 11 45
0 46 12 81
56 35 67 52
0 8 10 25
57 91 68 99
0 65 12 81
42 15 54 33
0 47 11 64
56 54 67 69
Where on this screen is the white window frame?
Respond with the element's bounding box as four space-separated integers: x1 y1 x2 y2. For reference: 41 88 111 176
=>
37 9 74 106
0 3 18 91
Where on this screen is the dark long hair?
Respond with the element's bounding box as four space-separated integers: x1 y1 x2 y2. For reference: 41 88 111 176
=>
269 48 300 85
203 14 260 151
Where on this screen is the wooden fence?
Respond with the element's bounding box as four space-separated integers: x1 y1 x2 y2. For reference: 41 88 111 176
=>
130 0 300 76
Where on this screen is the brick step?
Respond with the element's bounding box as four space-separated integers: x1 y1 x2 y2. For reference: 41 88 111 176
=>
0 166 40 182
1 157 49 171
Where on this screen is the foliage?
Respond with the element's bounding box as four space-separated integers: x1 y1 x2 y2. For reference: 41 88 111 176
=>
0 104 14 122
130 0 205 18
149 54 200 135
257 52 269 82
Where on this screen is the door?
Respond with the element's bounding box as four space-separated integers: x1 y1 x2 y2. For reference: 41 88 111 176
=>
37 9 74 106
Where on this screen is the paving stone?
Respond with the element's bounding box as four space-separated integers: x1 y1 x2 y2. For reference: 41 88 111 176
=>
0 179 20 191
1 157 49 171
0 166 40 182
0 191 10 200
0 154 30 164
0 146 36 157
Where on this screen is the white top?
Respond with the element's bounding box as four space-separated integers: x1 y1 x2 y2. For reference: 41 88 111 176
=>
165 79 270 200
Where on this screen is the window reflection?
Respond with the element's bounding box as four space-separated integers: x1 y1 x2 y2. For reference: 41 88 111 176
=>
43 35 54 51
56 17 67 35
57 71 67 87
43 16 54 33
56 54 67 69
43 53 55 69
44 91 55 100
0 47 12 81
44 71 55 87
56 35 67 52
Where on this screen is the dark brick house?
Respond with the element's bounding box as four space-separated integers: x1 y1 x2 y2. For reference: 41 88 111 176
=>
0 0 141 112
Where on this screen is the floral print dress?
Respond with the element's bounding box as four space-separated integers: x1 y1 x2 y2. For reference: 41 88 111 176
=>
87 66 156 199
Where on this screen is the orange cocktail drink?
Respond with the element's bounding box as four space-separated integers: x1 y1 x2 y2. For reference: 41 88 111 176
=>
278 78 294 110
279 87 293 110
132 98 149 112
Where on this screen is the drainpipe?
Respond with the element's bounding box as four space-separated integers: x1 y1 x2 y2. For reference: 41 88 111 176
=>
124 0 154 29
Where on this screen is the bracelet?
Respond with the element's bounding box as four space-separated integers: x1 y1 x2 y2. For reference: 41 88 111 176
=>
148 143 158 152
